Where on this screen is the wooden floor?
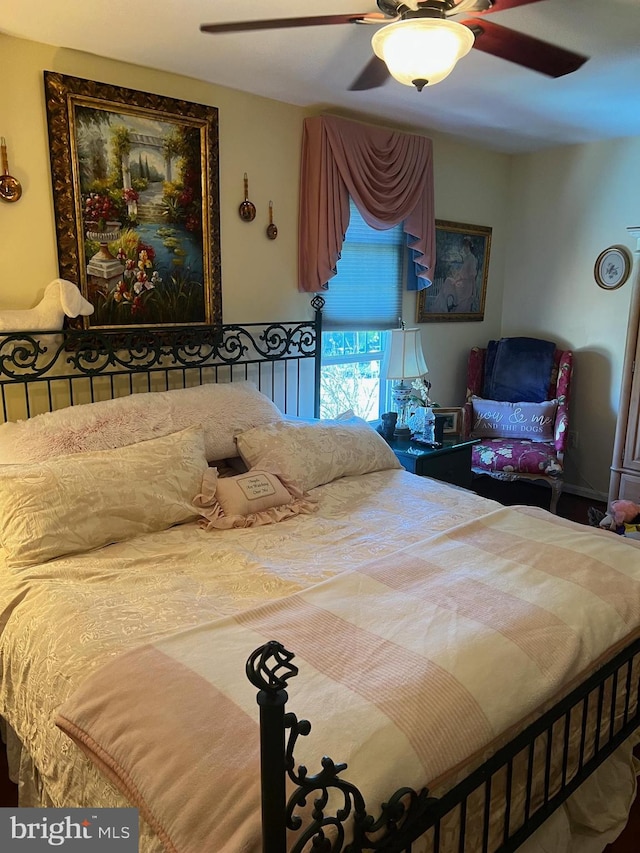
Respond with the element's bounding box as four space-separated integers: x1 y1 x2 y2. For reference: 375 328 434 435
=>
471 474 606 524
0 730 16 805
604 743 640 853
0 478 637 851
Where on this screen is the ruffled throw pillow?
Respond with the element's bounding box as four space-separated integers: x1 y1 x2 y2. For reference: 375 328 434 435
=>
194 468 317 530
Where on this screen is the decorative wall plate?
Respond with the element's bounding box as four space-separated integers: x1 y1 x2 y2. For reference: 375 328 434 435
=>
594 244 632 290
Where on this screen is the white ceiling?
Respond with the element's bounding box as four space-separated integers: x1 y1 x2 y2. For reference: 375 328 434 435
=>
4 0 640 153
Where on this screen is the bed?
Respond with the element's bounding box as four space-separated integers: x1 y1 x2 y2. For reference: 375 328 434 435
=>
0 311 638 853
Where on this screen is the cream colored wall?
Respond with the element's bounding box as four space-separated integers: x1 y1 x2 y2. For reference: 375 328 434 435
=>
0 33 311 323
6 33 624 498
0 32 512 412
502 139 640 499
407 135 509 408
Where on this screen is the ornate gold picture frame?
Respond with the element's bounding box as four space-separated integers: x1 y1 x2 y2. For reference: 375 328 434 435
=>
416 220 492 323
44 71 221 329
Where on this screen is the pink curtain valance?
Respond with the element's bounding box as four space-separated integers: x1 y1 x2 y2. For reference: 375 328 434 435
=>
298 115 435 293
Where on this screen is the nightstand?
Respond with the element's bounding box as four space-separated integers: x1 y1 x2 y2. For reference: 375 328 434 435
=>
387 435 480 490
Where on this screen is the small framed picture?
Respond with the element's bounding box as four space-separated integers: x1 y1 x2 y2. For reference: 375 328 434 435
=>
434 407 462 436
594 245 632 290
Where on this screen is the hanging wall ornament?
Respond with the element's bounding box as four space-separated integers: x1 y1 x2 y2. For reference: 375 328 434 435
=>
266 201 278 240
239 173 256 222
0 137 22 203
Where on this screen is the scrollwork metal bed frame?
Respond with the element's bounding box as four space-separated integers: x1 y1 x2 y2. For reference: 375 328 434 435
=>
0 304 638 853
247 638 640 853
0 310 323 422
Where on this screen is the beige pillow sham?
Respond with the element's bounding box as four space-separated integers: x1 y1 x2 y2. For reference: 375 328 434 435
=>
0 425 208 568
235 416 402 492
0 381 283 465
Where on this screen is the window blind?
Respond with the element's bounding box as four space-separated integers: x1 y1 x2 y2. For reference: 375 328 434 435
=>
322 201 405 331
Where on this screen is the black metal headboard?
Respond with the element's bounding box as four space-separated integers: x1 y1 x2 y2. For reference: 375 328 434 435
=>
0 303 323 424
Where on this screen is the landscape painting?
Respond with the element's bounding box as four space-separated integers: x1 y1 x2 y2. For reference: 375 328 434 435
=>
44 72 221 329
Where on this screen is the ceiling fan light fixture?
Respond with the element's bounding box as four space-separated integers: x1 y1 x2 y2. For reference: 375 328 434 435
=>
372 18 475 91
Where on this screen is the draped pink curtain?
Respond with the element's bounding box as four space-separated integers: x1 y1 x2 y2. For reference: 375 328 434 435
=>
298 115 435 293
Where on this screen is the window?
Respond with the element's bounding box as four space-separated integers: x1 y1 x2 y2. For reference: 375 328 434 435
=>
321 330 386 420
320 201 407 420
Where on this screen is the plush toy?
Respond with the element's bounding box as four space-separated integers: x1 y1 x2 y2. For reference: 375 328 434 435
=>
611 499 640 524
0 279 93 332
598 499 640 538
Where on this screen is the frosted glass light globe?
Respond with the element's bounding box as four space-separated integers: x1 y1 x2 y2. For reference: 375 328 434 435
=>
372 18 475 90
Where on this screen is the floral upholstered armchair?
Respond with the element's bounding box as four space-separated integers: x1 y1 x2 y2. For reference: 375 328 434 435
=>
462 345 573 513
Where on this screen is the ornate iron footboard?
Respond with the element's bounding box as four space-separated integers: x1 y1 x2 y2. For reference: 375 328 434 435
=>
247 639 640 853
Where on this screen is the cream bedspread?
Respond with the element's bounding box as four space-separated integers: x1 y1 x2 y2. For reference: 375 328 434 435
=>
0 472 497 841
0 470 639 853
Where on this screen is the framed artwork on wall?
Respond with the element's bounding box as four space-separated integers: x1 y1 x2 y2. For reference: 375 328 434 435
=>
44 71 222 330
594 245 632 290
416 220 492 323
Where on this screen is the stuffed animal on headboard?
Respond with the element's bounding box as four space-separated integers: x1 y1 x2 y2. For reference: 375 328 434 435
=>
0 279 94 332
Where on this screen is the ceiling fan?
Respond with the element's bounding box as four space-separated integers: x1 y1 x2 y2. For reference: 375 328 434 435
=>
200 0 588 92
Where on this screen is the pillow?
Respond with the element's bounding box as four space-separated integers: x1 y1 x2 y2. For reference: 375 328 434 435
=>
0 381 283 465
470 397 558 441
194 468 317 530
0 425 208 568
235 416 402 492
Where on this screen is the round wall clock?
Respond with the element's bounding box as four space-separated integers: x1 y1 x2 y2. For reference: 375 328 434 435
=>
594 244 632 290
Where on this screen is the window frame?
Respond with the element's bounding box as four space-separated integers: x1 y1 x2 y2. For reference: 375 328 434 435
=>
319 201 409 420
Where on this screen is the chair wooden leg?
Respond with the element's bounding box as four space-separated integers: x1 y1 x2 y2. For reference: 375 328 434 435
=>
549 480 563 514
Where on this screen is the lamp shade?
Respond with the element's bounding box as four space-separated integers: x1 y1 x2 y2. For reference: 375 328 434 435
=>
383 327 428 380
371 18 474 90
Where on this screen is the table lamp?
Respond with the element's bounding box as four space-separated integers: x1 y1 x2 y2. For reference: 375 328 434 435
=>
382 325 428 438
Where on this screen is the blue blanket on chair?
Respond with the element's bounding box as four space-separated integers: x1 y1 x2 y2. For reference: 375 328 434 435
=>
483 337 556 403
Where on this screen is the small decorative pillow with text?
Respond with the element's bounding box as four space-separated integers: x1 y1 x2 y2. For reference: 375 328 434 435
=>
0 425 208 568
194 468 317 530
470 396 558 442
235 416 402 492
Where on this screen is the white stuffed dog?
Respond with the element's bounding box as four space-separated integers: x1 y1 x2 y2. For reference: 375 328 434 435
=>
0 279 94 332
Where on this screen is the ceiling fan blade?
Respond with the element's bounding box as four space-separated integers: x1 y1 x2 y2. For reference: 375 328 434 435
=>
200 13 383 34
479 0 545 11
459 18 588 77
349 55 390 90
448 0 543 14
